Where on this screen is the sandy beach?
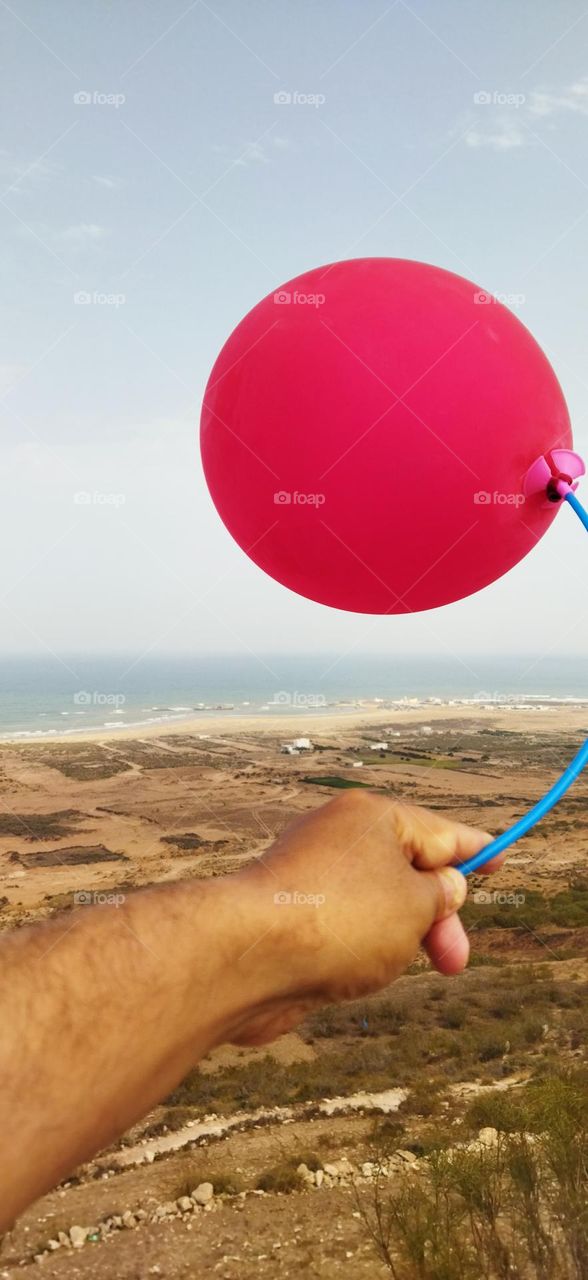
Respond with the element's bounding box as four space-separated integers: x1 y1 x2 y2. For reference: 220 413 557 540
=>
3 700 588 747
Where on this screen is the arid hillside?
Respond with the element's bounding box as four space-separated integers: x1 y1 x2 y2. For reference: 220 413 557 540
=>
1 712 586 1278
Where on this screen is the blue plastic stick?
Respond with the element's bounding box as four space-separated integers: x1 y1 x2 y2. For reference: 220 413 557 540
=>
566 487 588 532
459 489 588 875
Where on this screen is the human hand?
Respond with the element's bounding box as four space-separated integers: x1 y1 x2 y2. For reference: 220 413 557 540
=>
229 791 502 1044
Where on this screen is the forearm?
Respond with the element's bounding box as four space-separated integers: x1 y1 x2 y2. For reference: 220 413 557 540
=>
0 873 276 1229
0 793 490 1231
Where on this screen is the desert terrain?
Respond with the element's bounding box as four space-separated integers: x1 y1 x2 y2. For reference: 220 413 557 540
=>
0 706 586 1278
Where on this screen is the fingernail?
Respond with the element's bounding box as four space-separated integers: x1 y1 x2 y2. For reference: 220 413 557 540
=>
438 866 467 916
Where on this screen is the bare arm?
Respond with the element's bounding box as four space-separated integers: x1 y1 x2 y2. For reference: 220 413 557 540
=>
0 792 496 1229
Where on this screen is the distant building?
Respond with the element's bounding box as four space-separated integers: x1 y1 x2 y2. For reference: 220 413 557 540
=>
370 742 388 751
292 737 313 750
281 744 299 755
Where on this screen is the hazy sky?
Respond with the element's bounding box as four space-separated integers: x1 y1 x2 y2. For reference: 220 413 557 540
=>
2 0 588 669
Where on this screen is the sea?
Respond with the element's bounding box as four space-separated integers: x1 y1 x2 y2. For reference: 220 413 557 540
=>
0 654 588 741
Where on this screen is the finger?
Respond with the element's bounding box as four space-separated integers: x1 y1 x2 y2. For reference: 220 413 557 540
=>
424 914 470 975
393 802 493 871
471 850 506 875
406 863 467 939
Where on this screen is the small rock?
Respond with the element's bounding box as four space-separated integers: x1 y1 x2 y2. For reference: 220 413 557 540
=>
122 1211 136 1228
478 1127 499 1147
47 1241 60 1252
322 1162 339 1178
69 1226 87 1249
192 1182 214 1205
57 1232 70 1248
145 1150 155 1163
177 1197 193 1213
314 1170 324 1188
396 1150 418 1164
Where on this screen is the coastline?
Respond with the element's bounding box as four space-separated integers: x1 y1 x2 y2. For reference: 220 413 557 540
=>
3 700 588 747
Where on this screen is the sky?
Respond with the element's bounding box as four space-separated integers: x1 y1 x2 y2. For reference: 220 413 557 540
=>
2 0 588 669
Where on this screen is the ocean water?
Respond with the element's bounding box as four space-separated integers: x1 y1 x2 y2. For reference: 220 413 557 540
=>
0 654 588 740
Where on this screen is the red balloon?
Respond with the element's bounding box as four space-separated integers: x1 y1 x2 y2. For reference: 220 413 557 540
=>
200 258 571 614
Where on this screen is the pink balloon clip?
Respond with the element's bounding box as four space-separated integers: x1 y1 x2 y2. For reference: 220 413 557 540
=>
523 449 585 505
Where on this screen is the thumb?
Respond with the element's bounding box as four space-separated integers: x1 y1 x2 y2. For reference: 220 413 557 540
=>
408 864 468 938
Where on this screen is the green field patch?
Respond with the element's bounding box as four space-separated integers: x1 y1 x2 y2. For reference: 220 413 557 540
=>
301 774 371 789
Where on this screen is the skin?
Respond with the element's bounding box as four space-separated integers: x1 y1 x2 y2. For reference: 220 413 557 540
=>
0 791 501 1231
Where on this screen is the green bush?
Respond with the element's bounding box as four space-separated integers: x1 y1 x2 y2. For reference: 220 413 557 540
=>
357 1073 588 1279
439 1001 467 1030
212 1171 245 1196
256 1163 302 1193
